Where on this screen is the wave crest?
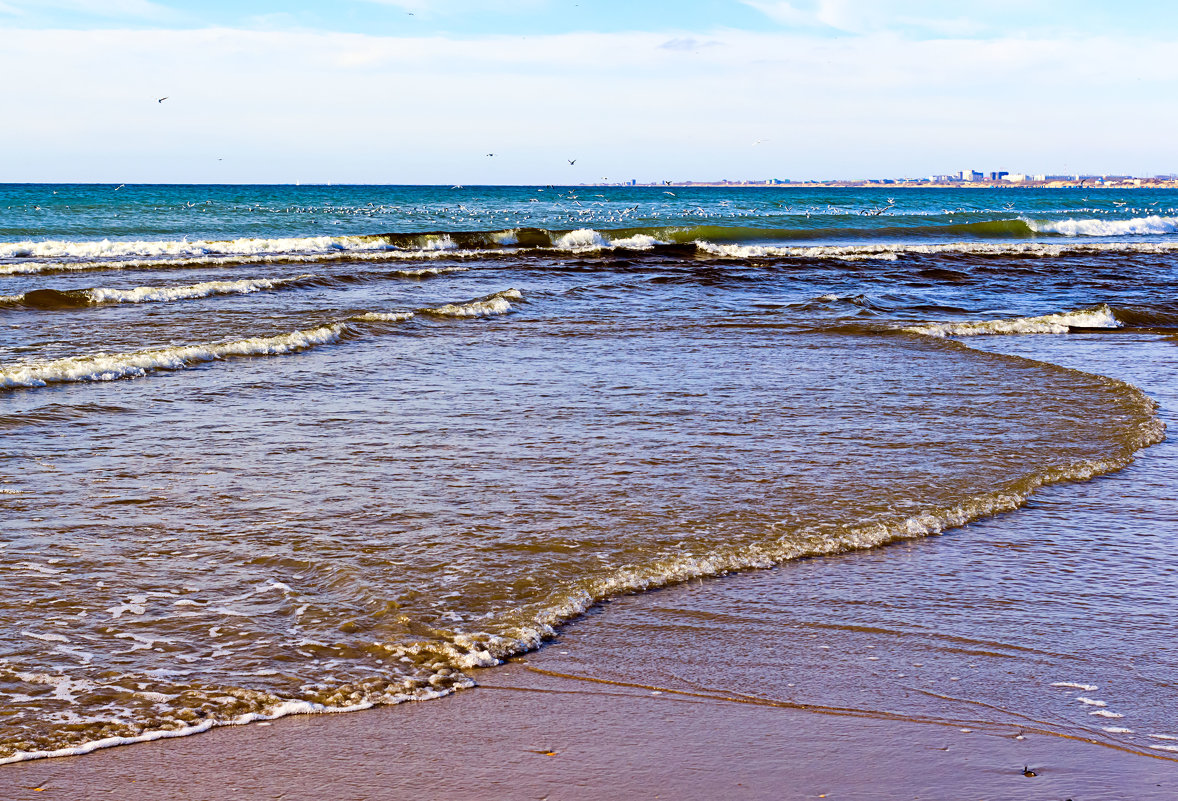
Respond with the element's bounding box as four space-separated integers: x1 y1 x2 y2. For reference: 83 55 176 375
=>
1029 215 1178 237
904 305 1120 337
0 290 523 390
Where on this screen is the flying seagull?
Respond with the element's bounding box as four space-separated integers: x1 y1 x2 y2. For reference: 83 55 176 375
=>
568 159 576 165
157 96 168 103
486 153 495 157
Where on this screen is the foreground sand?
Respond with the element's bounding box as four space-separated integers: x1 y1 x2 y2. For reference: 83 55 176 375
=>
6 599 1176 801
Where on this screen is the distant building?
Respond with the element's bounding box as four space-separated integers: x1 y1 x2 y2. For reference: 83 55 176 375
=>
960 170 984 181
1004 174 1027 182
989 171 1009 181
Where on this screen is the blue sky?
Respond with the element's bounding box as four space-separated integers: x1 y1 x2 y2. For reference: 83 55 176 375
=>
1 1 1175 183
5 0 1177 37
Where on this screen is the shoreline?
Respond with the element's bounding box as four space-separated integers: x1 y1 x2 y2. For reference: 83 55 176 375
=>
7 586 1177 800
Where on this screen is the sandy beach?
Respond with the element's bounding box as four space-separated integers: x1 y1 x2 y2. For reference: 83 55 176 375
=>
6 580 1176 801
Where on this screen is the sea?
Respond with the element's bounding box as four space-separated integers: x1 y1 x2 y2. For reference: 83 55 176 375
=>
1 184 1176 765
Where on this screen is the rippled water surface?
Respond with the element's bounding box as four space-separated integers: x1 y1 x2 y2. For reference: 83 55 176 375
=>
1 185 1176 764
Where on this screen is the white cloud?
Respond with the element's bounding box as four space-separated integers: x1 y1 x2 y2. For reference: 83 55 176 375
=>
0 25 1174 183
743 0 1039 37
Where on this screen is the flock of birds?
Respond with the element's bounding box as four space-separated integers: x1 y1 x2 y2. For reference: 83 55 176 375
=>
16 156 1178 229
111 194 1171 231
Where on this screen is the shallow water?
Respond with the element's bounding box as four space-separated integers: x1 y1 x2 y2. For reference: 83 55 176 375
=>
532 334 1178 765
1 185 1176 763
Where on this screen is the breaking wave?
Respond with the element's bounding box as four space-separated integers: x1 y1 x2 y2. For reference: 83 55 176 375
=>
0 276 315 309
0 324 349 389
695 240 1178 261
903 305 1121 337
1028 215 1178 237
0 289 522 390
7 223 1178 279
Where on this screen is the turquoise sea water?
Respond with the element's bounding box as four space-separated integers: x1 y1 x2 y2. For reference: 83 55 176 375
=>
1 185 1176 766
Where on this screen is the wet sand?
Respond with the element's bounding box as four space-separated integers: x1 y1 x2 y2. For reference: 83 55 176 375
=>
5 641 1175 801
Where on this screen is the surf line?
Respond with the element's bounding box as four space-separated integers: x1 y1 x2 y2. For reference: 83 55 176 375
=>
0 289 523 390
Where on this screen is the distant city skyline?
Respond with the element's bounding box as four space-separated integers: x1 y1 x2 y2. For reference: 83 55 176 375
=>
2 1 1176 184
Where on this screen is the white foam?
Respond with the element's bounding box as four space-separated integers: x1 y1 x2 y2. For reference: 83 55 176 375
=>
1151 744 1178 753
106 595 148 619
1030 215 1178 237
609 233 663 250
352 311 416 323
1051 681 1098 691
0 680 469 765
0 234 392 261
695 239 1178 261
1149 734 1178 741
905 305 1119 337
419 235 458 251
1089 710 1124 718
0 323 345 389
1102 726 1133 733
13 672 94 705
835 253 900 261
553 229 609 251
1 287 524 391
15 562 63 575
21 631 69 643
392 266 470 278
1076 697 1107 707
82 276 311 305
425 288 522 318
0 248 487 278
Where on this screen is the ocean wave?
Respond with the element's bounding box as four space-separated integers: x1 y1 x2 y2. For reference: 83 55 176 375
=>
404 382 1164 675
1029 215 1178 237
422 288 523 318
0 249 484 278
1 276 314 309
9 224 1178 280
0 234 401 261
0 289 522 390
903 305 1120 337
696 239 1178 261
0 324 348 389
550 229 665 252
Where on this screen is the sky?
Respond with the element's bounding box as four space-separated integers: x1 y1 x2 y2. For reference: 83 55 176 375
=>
1 0 1176 184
